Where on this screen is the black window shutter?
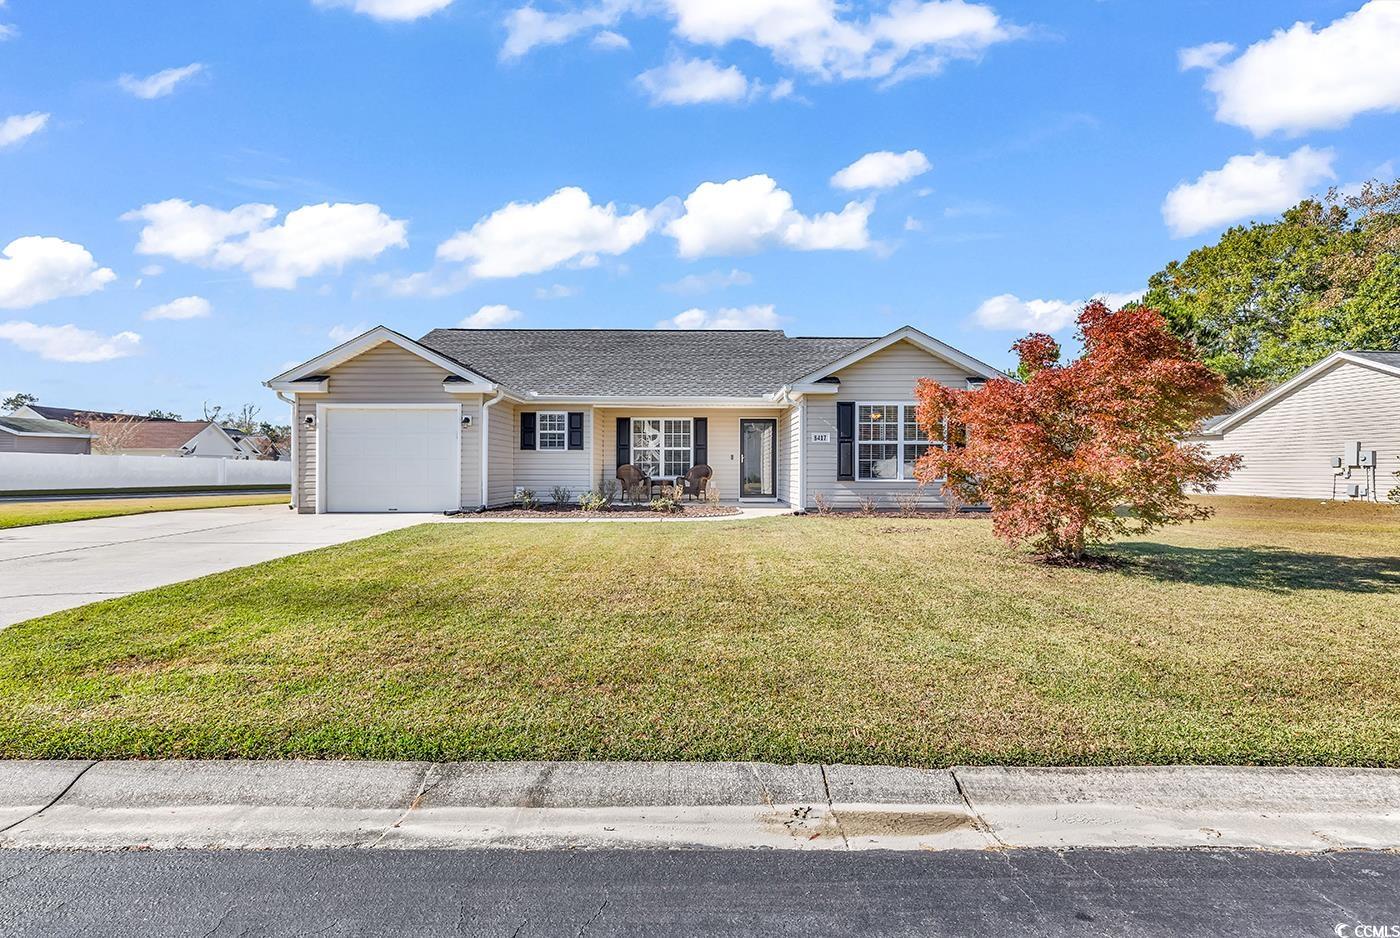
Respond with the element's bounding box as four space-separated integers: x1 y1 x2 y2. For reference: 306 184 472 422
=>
693 417 708 466
615 417 630 468
836 402 854 480
567 412 584 450
520 412 536 450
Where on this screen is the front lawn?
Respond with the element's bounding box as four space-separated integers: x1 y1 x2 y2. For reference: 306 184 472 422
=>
1 497 1396 765
0 493 289 530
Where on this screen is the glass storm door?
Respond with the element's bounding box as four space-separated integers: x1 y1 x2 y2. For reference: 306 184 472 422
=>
739 419 777 499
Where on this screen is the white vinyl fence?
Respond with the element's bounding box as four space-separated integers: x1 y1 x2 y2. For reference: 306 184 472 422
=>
0 451 292 495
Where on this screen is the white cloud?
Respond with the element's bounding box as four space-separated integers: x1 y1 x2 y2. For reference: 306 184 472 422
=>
502 0 631 58
0 321 140 362
591 29 630 50
0 112 49 149
503 0 1018 85
461 304 523 328
312 0 453 21
0 24 16 41
972 290 1143 332
535 283 578 299
665 174 870 257
142 295 211 321
328 323 369 343
124 200 275 262
1161 146 1336 238
0 236 117 309
124 199 408 288
831 149 931 190
637 56 751 105
667 0 1016 82
435 186 652 279
656 303 783 329
662 268 754 294
1186 2 1400 136
118 63 205 100
1177 41 1234 72
903 216 923 231
140 264 165 277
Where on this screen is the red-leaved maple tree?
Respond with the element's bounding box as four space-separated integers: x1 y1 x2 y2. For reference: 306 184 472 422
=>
914 300 1241 560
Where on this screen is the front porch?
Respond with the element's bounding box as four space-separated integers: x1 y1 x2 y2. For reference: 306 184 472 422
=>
591 406 797 506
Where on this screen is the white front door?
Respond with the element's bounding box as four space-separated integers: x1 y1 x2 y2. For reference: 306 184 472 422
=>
323 407 459 512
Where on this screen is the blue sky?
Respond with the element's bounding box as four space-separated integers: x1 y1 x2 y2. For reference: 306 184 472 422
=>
1 0 1396 419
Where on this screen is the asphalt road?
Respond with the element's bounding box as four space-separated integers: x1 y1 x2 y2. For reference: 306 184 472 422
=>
0 848 1396 936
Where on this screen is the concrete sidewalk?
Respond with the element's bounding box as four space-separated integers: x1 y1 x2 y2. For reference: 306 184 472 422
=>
2 761 1396 852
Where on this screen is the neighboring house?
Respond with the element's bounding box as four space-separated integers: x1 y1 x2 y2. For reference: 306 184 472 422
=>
0 415 93 454
1194 350 1400 501
86 419 247 459
222 426 265 459
13 404 171 427
265 325 1004 514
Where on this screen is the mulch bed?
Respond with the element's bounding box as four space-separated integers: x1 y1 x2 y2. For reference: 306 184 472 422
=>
483 504 741 519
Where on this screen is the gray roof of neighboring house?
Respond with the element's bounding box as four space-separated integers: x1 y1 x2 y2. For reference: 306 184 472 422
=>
0 415 92 436
21 404 170 424
416 329 879 397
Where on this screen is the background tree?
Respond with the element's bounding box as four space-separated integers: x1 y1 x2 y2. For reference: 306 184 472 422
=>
89 415 150 455
203 401 260 432
914 301 1240 561
146 408 182 420
1143 177 1399 403
2 392 37 412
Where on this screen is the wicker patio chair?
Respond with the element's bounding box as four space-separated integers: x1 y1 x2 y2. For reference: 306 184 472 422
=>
679 464 712 501
616 464 650 505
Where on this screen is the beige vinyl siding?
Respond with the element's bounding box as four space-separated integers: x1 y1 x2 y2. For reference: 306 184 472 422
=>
511 406 595 501
805 340 970 510
596 408 787 502
0 433 91 454
1199 359 1400 500
486 399 515 507
293 341 480 513
781 404 801 506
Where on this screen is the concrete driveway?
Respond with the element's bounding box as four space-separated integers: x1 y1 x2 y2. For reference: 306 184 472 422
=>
0 505 437 629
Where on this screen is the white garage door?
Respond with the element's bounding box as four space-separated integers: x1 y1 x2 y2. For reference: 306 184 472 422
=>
323 407 459 513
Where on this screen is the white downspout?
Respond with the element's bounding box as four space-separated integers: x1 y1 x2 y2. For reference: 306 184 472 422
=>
776 385 803 511
479 389 505 510
275 391 297 511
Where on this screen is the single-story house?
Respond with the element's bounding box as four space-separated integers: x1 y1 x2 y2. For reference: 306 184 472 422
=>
1194 350 1400 501
85 419 248 459
0 415 93 454
265 325 1005 514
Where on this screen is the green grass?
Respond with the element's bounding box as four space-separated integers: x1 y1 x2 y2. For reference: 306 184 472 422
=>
0 494 290 529
1 496 1397 766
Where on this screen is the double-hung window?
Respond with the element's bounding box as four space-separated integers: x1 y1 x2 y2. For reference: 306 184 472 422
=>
631 418 692 477
537 411 567 451
857 403 943 481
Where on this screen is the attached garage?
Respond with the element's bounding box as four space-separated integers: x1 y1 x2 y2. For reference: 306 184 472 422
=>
320 405 461 513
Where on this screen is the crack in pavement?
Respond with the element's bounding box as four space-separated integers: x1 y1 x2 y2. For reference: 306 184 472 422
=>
951 767 1005 847
818 765 850 850
0 761 97 837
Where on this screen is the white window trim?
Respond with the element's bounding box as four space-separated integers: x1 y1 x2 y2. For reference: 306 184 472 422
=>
536 411 567 452
630 416 693 479
854 400 946 483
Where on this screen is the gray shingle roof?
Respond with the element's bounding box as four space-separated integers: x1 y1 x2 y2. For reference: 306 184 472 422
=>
0 415 91 436
22 404 169 424
1349 350 1400 367
417 329 878 397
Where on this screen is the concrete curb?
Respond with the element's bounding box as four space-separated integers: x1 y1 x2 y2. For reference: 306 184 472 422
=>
1 761 1396 852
